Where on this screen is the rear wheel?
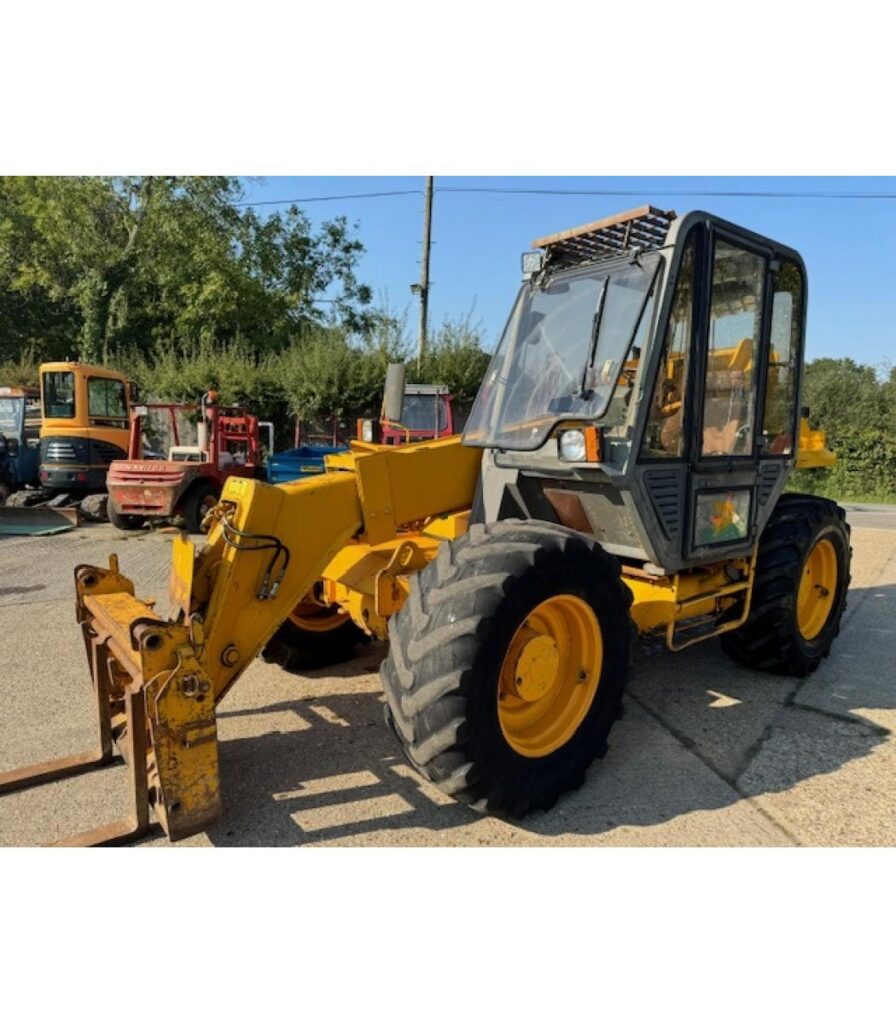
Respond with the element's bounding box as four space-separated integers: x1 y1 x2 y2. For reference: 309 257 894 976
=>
181 483 218 534
261 594 369 672
380 520 634 817
107 498 145 531
722 493 851 676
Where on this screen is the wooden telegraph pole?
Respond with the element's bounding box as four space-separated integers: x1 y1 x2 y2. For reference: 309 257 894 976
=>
416 176 434 374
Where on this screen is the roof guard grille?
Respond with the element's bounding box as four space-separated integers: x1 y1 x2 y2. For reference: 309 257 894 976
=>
533 205 676 268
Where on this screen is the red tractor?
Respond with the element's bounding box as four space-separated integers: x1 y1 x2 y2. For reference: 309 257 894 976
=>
106 391 271 532
356 366 457 445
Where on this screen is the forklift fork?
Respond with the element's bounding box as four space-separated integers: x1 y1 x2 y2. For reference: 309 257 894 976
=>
0 568 156 847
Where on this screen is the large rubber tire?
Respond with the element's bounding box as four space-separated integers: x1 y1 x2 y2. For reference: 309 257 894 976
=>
261 610 370 672
380 520 635 817
107 497 145 531
181 482 218 534
721 493 851 676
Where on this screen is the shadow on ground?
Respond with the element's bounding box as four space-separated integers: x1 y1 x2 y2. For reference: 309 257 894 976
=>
203 584 894 846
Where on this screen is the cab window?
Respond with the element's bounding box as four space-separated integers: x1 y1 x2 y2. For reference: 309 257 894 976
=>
701 241 765 457
762 261 803 455
88 377 128 420
642 236 695 458
401 394 447 432
43 371 76 419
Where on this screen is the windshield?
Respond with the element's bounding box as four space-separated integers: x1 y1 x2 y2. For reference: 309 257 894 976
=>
43 371 76 419
0 397 23 434
464 254 660 450
400 394 447 432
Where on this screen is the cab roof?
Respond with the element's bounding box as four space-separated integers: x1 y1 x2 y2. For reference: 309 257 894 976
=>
40 361 129 380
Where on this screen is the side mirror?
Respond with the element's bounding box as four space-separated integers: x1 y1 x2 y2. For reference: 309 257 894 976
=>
382 363 406 424
128 381 140 404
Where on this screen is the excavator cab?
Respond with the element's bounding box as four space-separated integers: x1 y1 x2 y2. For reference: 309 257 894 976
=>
38 361 133 493
0 208 850 845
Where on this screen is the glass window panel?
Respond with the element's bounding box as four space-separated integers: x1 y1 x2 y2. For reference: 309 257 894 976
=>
762 261 803 455
701 242 765 457
88 377 127 419
43 371 76 419
641 237 695 458
693 489 751 546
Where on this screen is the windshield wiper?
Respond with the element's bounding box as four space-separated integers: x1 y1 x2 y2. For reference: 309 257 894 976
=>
580 279 608 400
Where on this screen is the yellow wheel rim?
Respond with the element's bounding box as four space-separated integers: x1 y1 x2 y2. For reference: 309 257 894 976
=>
796 537 838 641
288 599 350 634
498 594 602 758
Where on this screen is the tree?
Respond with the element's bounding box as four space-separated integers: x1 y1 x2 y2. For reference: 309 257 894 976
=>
0 176 373 362
411 312 492 406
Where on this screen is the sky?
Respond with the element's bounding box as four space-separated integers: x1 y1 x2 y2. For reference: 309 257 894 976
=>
239 176 896 366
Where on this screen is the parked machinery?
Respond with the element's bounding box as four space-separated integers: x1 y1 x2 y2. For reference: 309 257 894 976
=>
37 361 134 497
0 207 851 845
106 390 272 533
0 386 41 503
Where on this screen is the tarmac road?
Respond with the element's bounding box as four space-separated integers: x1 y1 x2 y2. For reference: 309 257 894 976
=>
0 504 894 847
841 502 896 531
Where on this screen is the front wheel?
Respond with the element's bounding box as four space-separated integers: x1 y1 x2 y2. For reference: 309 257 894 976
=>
181 483 219 534
722 493 851 676
380 520 634 818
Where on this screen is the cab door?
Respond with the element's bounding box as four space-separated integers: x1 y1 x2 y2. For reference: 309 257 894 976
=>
684 227 770 560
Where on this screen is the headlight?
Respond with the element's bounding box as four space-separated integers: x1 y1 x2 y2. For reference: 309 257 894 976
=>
558 429 586 462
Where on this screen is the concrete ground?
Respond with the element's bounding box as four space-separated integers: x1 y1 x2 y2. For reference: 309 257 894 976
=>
0 504 894 847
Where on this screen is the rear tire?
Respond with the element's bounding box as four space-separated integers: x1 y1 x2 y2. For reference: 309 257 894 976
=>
181 482 218 534
721 493 851 676
261 603 369 672
380 520 635 817
107 498 145 531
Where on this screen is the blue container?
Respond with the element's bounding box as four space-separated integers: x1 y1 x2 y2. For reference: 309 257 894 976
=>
266 444 347 484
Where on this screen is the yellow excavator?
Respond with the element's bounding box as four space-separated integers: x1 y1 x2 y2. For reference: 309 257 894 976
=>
0 207 848 844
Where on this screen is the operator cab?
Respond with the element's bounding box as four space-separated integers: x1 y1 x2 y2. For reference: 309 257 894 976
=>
465 207 806 574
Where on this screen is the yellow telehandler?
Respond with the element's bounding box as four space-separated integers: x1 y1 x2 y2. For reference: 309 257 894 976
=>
0 206 849 844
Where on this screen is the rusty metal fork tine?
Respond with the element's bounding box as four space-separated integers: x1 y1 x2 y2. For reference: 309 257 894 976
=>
0 635 117 796
48 687 153 848
0 748 119 795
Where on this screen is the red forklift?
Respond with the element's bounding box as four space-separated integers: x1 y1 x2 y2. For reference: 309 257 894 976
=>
106 391 272 532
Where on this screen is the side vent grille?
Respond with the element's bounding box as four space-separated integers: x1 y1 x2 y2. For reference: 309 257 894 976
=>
43 440 79 463
92 440 125 465
644 468 682 541
757 463 782 505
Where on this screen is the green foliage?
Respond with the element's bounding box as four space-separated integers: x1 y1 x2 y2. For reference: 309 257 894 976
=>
272 325 405 423
411 312 493 407
790 358 896 502
0 176 373 363
0 346 40 388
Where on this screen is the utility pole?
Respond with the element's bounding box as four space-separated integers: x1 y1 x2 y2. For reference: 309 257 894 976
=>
416 175 434 374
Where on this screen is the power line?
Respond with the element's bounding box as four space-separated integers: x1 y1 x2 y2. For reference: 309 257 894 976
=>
234 185 896 208
235 189 422 207
438 186 896 199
